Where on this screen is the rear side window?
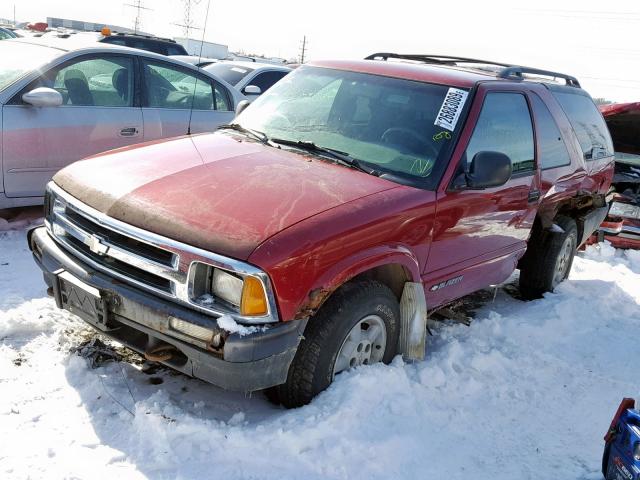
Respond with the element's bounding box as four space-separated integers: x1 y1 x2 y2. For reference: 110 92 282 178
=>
530 94 572 169
167 45 187 56
465 92 535 175
204 63 254 86
249 70 288 93
552 91 613 161
142 60 231 111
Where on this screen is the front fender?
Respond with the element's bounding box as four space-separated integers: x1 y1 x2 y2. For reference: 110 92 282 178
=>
248 186 436 322
293 245 422 319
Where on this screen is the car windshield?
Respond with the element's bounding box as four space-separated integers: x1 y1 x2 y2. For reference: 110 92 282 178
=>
0 41 60 91
204 63 255 85
235 66 469 188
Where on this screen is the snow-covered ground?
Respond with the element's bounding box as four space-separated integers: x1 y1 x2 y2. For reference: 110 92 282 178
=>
1 229 639 480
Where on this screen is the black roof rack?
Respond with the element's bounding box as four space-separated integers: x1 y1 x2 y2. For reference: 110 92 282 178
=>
365 53 581 88
97 31 178 43
498 66 580 87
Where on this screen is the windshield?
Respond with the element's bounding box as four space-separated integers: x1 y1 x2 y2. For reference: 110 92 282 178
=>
204 63 254 86
235 66 469 188
0 41 60 91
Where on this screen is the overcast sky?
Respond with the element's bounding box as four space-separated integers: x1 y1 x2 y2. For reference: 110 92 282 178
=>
3 0 639 102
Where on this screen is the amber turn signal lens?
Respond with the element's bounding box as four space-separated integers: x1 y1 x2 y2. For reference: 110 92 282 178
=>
240 276 268 316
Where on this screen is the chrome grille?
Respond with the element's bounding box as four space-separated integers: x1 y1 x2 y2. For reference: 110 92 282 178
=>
46 182 279 323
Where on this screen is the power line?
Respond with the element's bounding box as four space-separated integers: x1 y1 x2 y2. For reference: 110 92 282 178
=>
515 8 640 21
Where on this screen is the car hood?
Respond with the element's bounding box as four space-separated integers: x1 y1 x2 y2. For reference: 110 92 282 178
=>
53 133 398 259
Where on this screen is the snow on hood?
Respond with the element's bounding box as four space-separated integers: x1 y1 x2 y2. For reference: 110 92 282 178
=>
53 132 397 259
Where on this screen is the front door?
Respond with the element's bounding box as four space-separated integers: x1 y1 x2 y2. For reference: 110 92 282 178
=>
2 54 143 198
425 89 539 306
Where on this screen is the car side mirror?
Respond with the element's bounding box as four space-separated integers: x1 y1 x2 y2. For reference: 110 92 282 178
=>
235 100 250 117
466 151 512 189
243 85 261 95
22 87 63 107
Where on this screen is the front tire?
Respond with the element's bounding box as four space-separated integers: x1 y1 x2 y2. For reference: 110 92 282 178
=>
519 215 578 299
267 280 400 408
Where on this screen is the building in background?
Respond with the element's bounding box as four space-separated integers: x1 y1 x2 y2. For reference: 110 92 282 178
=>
47 17 151 35
174 37 228 59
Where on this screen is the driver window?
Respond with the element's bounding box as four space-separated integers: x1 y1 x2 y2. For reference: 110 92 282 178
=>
142 60 214 110
465 92 535 175
47 57 134 107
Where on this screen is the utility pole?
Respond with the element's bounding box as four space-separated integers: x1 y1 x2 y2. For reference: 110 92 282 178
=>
173 0 202 39
299 35 307 64
124 0 152 33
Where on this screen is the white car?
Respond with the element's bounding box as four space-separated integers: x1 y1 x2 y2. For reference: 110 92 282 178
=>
204 61 291 101
0 37 244 208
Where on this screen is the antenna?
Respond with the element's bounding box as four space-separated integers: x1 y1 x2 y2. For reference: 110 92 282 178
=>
187 0 211 136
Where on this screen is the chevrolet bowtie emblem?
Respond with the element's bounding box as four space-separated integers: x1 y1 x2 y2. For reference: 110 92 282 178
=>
85 234 109 256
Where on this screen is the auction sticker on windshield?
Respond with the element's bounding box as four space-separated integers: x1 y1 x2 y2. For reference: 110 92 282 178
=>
434 88 468 131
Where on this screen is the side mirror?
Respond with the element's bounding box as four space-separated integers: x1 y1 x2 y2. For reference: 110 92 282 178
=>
466 151 512 189
22 87 63 107
243 85 261 95
235 99 250 116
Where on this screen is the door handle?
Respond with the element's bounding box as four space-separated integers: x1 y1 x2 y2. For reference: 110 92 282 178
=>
527 189 541 203
119 127 139 137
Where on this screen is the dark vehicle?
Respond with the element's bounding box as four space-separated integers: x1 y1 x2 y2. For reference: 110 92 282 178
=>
99 32 188 56
602 398 639 480
30 53 613 407
593 102 640 249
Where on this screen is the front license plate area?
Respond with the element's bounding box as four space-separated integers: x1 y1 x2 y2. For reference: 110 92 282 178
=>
57 271 111 330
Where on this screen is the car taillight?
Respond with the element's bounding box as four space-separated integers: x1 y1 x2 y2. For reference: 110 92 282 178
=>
604 398 635 443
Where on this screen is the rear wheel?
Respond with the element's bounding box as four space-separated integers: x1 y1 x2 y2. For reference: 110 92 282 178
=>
519 215 578 299
265 280 400 408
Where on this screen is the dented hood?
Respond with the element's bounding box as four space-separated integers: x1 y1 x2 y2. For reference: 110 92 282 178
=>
53 132 397 259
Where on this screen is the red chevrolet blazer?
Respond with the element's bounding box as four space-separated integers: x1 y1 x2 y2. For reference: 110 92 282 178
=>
29 53 614 407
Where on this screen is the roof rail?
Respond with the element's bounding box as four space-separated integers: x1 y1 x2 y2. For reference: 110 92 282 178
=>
111 31 178 43
365 52 513 68
498 66 580 87
365 52 581 88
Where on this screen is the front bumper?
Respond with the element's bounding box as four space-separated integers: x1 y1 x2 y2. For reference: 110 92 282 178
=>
28 226 306 392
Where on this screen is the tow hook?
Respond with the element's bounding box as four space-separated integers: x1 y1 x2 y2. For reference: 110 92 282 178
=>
144 338 177 362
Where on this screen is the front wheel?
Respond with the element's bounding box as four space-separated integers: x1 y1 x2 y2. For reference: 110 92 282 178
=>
266 280 400 408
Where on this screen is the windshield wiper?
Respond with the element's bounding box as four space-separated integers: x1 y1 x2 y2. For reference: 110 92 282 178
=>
217 123 273 145
270 138 380 176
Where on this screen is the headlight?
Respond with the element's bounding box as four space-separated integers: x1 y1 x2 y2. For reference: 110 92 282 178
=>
189 262 270 318
609 201 640 220
212 269 243 306
634 441 640 461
